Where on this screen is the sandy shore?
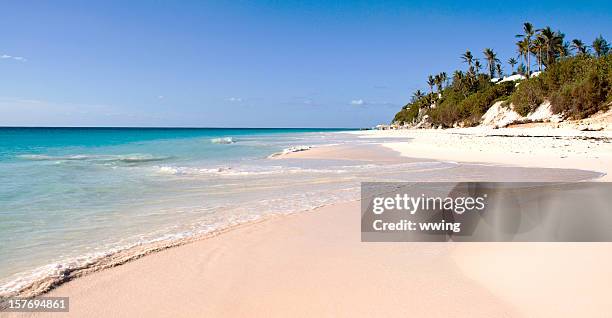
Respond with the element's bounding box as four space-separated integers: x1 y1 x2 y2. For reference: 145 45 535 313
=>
349 127 612 181
5 128 612 318
6 201 521 318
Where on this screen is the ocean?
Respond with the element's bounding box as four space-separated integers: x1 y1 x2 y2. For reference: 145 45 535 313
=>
0 127 456 296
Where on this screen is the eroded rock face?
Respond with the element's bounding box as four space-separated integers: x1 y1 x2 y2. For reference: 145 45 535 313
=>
415 114 432 129
480 100 563 128
480 101 522 128
525 101 563 123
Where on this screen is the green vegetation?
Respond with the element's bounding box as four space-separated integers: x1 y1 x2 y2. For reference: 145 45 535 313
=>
393 23 611 127
512 54 612 118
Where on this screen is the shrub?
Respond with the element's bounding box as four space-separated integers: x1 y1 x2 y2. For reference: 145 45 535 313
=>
510 54 612 118
393 103 419 124
392 94 433 124
394 54 612 127
550 70 608 118
511 78 545 116
431 80 515 127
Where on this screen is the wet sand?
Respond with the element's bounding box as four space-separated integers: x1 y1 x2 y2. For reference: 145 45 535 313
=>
5 135 612 318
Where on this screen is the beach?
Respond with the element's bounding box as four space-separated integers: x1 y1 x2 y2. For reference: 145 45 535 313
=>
352 127 612 181
3 2 612 317
4 128 612 318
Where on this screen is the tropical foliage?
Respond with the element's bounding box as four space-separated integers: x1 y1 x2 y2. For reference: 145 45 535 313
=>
393 23 611 127
511 54 612 118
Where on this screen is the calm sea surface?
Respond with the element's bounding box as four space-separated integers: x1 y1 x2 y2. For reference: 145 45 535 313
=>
0 127 451 296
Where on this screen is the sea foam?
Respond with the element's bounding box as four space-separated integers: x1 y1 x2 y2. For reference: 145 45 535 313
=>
18 154 170 164
211 137 235 144
268 145 311 158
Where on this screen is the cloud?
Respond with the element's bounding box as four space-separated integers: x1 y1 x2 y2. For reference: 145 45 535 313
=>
0 53 27 62
226 97 243 102
157 95 164 99
350 99 365 105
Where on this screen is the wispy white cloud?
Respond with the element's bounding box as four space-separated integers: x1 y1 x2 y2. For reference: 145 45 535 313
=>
226 97 243 102
1 53 27 62
157 95 164 99
350 99 365 105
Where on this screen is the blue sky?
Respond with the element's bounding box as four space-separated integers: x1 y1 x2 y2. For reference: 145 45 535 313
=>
0 1 610 127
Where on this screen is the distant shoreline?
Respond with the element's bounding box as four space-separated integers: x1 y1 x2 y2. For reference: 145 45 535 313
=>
0 126 360 130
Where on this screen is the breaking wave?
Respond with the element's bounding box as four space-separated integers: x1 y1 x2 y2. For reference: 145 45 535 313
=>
211 137 235 144
268 145 311 158
18 154 171 164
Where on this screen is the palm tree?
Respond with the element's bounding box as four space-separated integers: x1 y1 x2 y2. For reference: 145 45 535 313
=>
440 72 448 89
516 38 529 70
483 48 500 78
427 75 435 95
516 22 536 76
559 41 570 59
508 57 518 74
461 50 474 71
570 39 588 55
473 59 482 74
452 70 464 84
496 63 503 78
411 90 425 102
531 36 544 71
452 70 467 94
434 74 443 93
592 35 610 57
538 27 564 66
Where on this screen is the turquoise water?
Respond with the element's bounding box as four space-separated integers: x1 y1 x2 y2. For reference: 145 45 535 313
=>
0 127 452 296
0 127 344 161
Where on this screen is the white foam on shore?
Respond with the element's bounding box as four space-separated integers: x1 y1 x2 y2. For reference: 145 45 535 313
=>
155 165 349 176
157 166 230 175
0 157 456 299
268 145 311 158
1 128 456 301
18 153 171 164
3 131 381 300
0 186 361 299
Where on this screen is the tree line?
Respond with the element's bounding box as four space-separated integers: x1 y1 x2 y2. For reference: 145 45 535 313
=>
394 22 611 127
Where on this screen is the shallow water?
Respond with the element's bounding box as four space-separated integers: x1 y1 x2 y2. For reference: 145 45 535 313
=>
0 127 600 296
0 128 439 295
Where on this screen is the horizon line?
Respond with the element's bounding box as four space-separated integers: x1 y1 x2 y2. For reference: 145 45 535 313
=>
0 125 362 129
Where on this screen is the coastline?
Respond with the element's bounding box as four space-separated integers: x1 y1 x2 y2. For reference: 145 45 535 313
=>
0 128 362 301
4 128 612 317
351 128 612 181
4 4 612 317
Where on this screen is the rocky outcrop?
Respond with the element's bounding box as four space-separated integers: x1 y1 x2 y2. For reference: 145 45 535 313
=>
480 100 563 128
